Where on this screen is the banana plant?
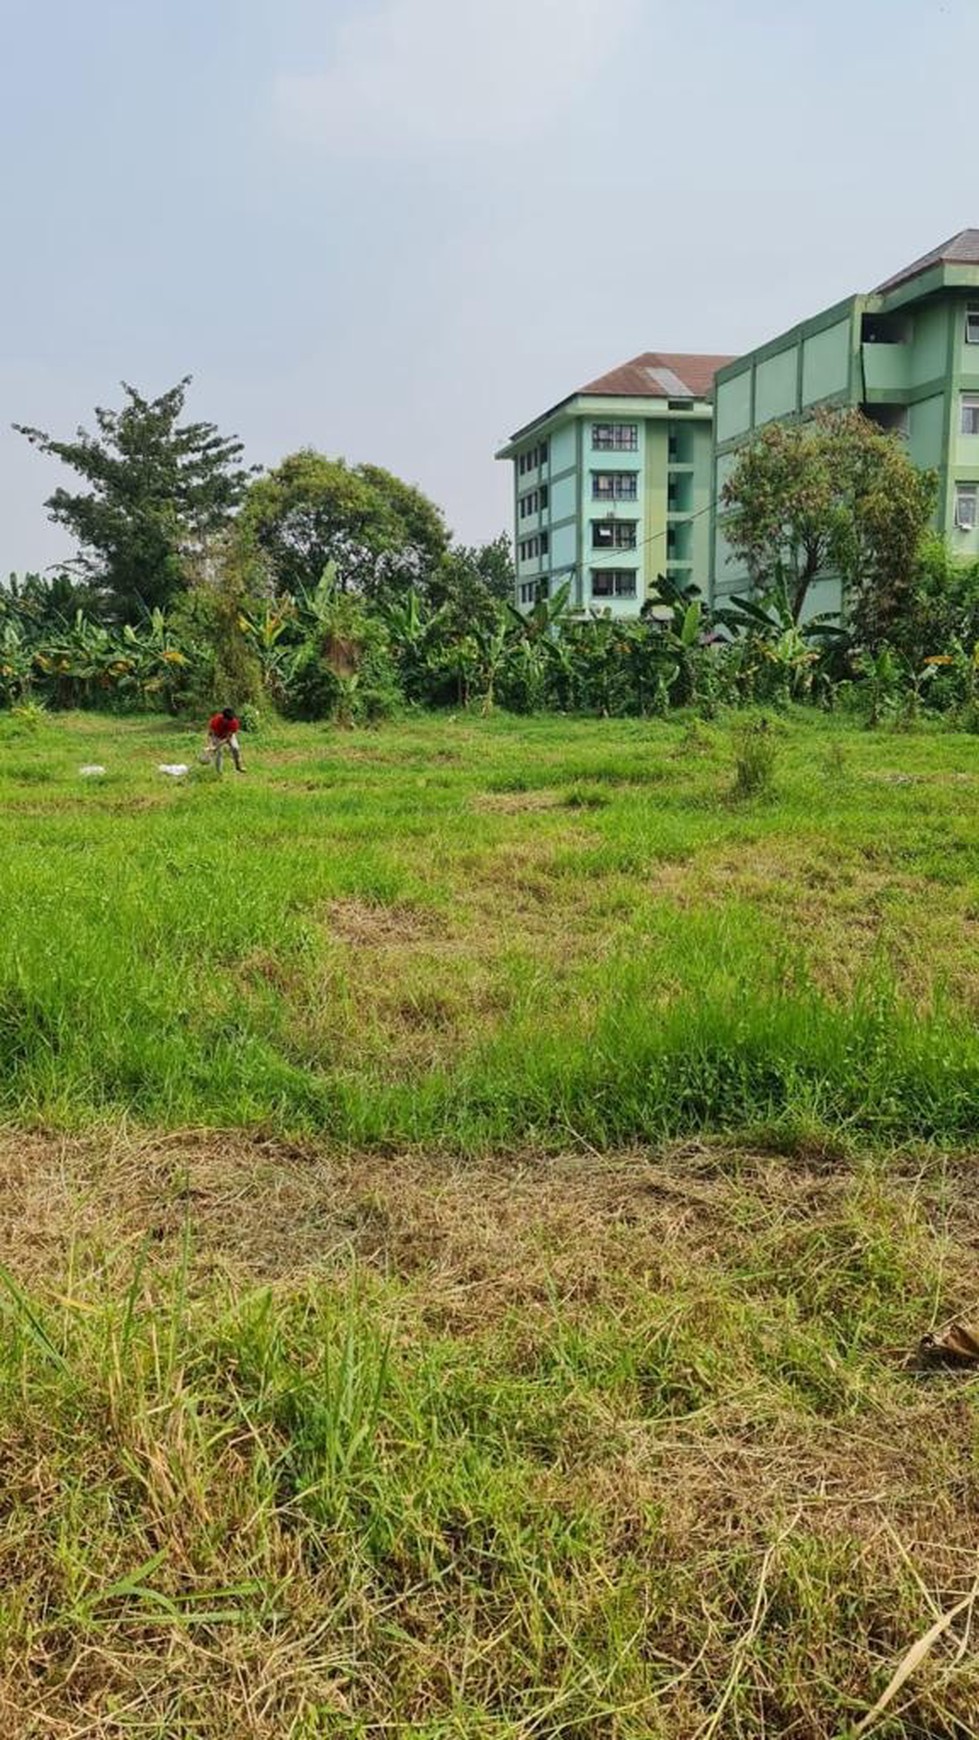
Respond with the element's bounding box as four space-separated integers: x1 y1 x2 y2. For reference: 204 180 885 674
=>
238 598 296 706
714 587 849 703
379 587 454 705
0 622 33 704
472 618 511 714
858 644 904 727
506 579 574 642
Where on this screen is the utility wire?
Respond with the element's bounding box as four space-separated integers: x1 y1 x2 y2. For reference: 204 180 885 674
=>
516 467 725 575
518 497 723 592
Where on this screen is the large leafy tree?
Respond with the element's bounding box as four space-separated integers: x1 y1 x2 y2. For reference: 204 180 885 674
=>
14 379 254 621
720 407 937 634
452 533 515 602
238 450 449 602
422 537 515 638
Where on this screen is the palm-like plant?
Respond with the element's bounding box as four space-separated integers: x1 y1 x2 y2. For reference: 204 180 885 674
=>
0 622 33 705
714 588 849 705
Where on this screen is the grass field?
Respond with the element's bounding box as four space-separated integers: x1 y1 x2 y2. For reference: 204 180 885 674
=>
3 707 979 1144
3 708 979 1736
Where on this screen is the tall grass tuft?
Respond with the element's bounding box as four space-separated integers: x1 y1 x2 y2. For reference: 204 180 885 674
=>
731 717 778 798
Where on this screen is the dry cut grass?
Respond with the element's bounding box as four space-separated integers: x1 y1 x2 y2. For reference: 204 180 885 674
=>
3 1128 979 1736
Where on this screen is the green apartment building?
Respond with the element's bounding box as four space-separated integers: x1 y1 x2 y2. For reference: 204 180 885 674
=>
497 352 732 616
711 229 979 615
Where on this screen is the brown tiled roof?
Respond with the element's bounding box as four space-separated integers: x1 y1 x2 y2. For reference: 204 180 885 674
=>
577 351 736 399
875 228 979 293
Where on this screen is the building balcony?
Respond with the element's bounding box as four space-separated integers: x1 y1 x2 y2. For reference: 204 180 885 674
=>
667 472 694 515
861 342 911 396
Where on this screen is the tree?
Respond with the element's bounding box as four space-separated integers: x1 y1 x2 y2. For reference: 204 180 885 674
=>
452 534 515 601
14 379 255 621
720 407 937 633
237 450 449 602
170 530 265 710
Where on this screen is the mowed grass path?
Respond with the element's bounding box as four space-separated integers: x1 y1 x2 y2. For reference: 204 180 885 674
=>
2 707 979 1144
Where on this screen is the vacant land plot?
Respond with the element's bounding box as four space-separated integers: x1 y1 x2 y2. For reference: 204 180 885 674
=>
2 711 979 1736
2 708 979 1144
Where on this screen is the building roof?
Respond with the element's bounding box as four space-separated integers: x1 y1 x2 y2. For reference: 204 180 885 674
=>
497 350 736 453
874 228 979 293
576 351 736 399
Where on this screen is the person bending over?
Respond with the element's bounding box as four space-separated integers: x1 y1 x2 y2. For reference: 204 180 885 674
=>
203 708 245 773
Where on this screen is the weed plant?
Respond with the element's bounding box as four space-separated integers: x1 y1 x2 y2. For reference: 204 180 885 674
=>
731 717 778 798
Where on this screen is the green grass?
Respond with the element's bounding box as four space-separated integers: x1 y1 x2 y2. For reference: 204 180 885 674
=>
2 707 979 1145
6 708 979 1735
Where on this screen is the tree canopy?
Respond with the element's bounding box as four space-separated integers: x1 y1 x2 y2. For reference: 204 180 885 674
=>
14 379 254 621
237 450 450 602
720 407 938 633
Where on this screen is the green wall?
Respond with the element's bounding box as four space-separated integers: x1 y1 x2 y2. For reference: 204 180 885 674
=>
715 370 752 442
911 302 949 385
549 423 575 473
909 394 945 470
801 318 851 405
754 348 798 423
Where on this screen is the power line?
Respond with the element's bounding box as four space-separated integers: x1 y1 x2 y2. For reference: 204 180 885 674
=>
514 471 724 581
585 495 717 570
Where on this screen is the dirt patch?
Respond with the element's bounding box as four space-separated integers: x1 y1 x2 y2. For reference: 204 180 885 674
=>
864 770 979 785
1 1127 975 1328
325 897 444 946
473 788 565 814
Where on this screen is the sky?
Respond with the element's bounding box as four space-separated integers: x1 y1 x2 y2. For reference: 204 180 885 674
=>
1 0 977 574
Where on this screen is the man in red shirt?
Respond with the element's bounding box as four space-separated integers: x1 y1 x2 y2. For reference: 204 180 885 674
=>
203 708 245 773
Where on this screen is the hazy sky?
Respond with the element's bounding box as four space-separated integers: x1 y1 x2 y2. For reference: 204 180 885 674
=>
2 0 977 573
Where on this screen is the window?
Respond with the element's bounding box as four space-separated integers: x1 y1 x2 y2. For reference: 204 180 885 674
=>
539 530 549 555
592 471 638 501
967 308 979 345
956 485 978 530
519 489 539 517
539 483 548 509
592 520 637 549
590 569 637 599
518 440 548 475
519 535 544 561
962 394 979 435
592 422 638 451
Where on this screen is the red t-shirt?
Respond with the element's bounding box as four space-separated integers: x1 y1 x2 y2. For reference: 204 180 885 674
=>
209 713 239 738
